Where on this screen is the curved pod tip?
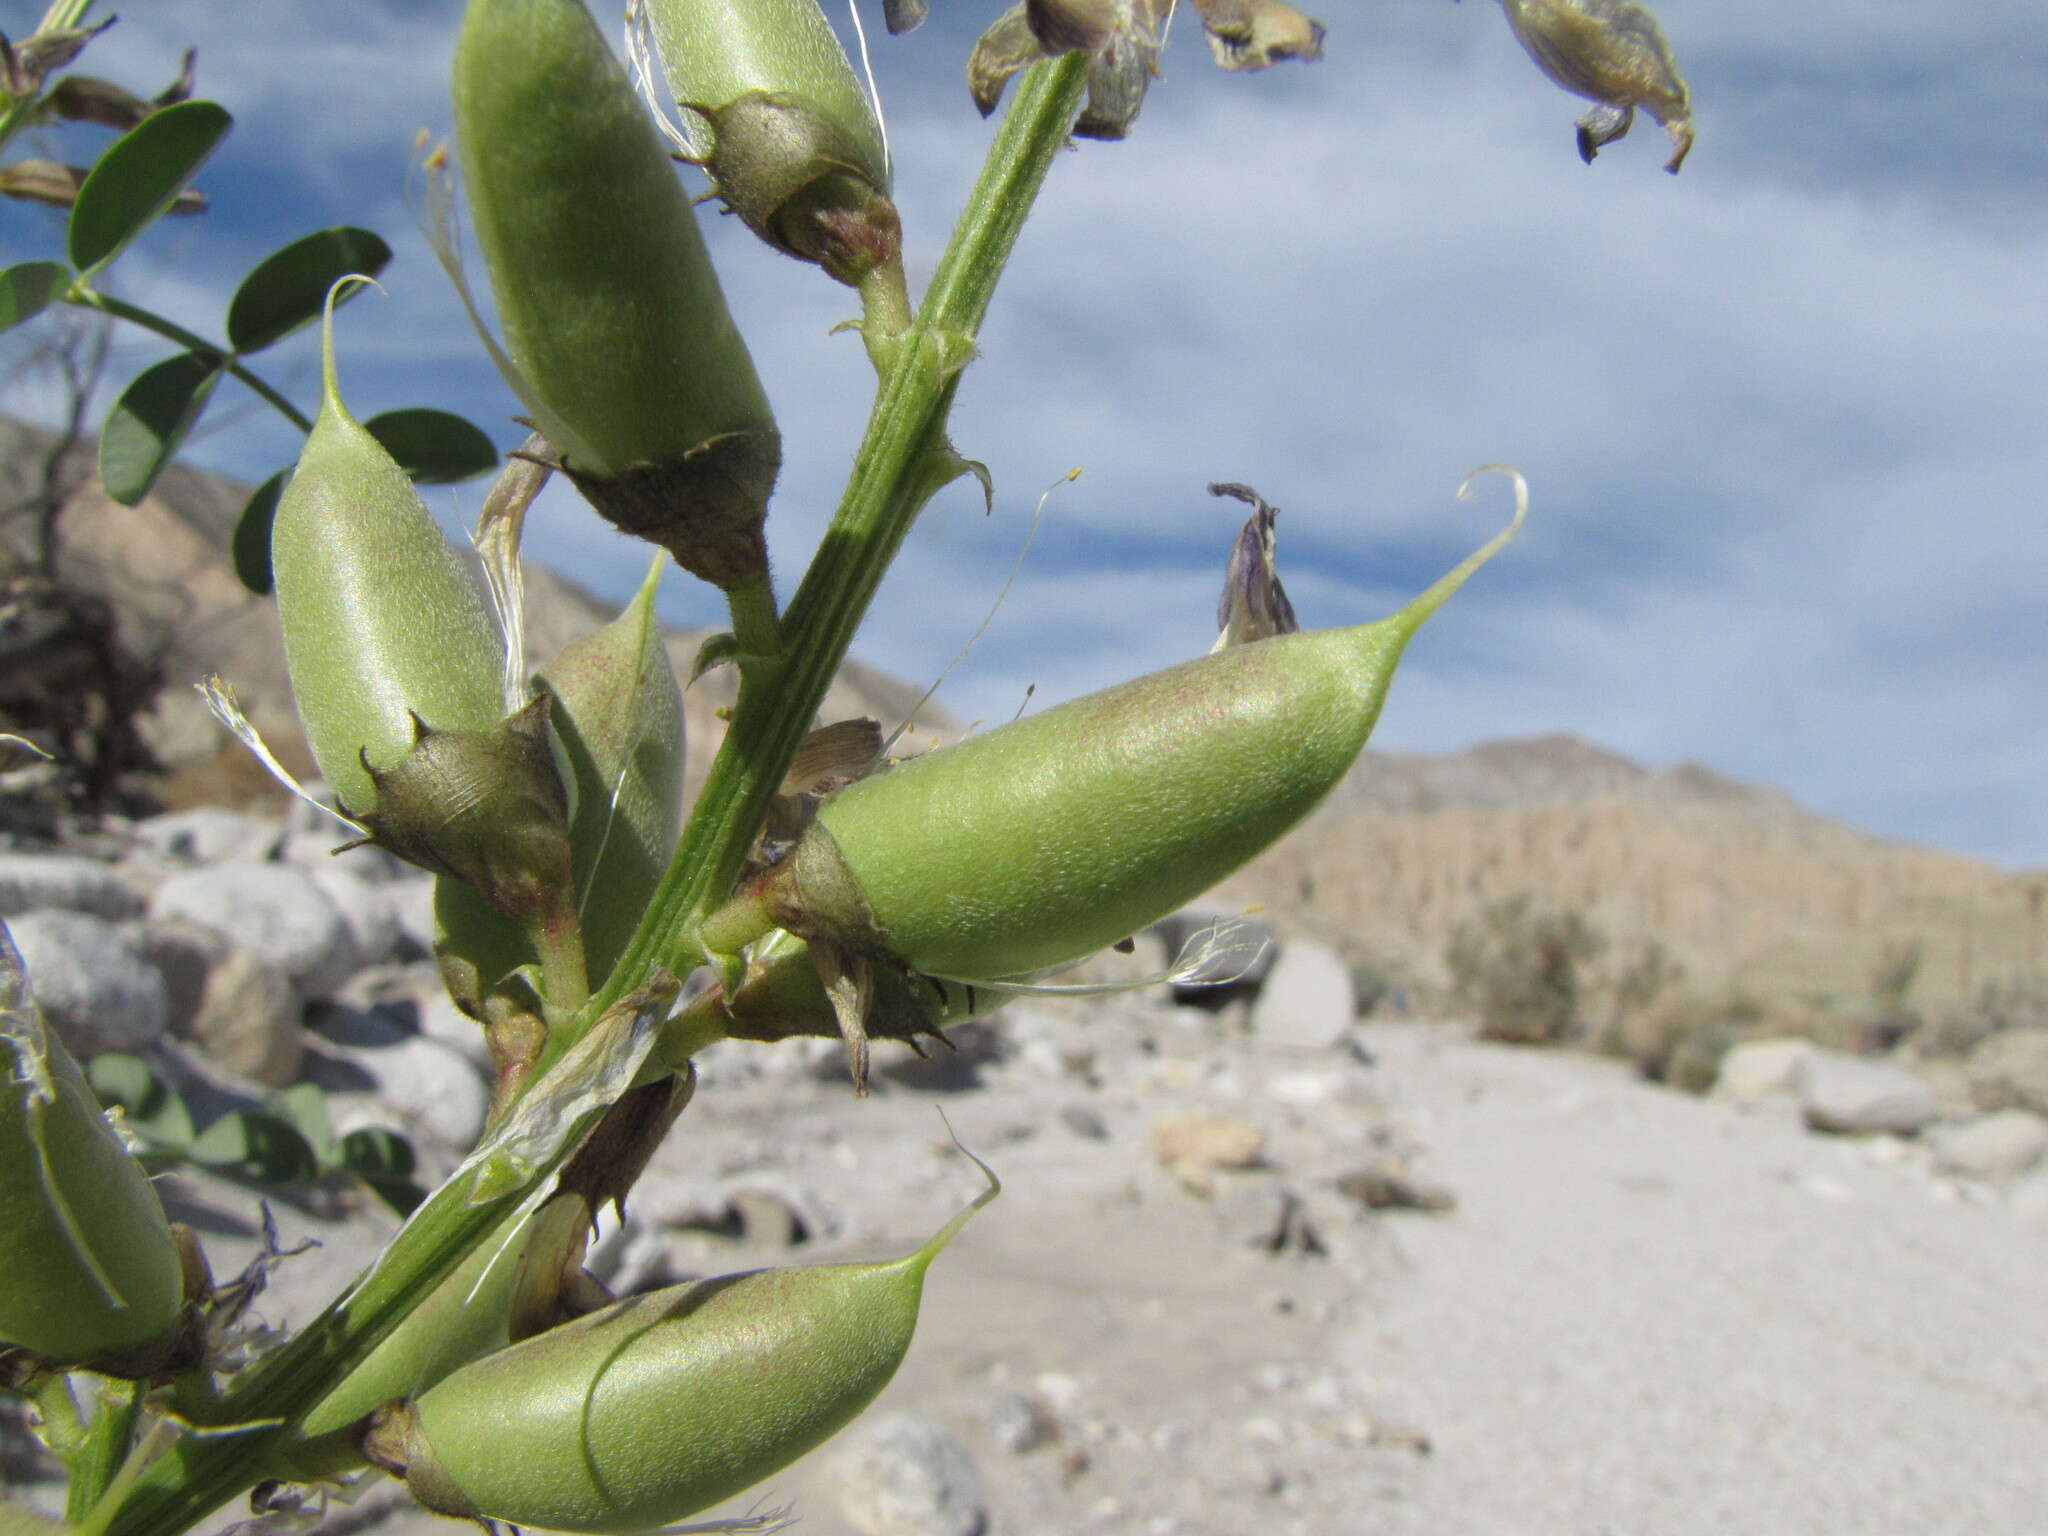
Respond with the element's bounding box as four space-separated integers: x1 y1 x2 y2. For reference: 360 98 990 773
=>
716 469 1526 984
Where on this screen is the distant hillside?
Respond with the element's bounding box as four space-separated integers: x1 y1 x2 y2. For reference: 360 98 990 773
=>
1224 732 2042 1009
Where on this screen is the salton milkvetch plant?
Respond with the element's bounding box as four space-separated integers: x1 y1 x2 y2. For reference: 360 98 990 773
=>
0 0 1693 1530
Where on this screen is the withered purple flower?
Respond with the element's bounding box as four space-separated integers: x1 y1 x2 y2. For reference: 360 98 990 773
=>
1210 481 1299 650
960 0 1325 141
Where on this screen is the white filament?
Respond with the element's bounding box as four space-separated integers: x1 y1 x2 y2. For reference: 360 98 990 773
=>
195 677 365 835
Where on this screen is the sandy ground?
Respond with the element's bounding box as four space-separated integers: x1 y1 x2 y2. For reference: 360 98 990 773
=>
48 1011 2048 1536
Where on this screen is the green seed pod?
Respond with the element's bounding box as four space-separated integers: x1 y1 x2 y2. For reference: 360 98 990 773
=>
0 921 182 1363
710 485 1522 981
640 0 900 286
537 555 685 983
294 1205 540 1443
454 0 780 589
270 289 503 816
366 1153 998 1532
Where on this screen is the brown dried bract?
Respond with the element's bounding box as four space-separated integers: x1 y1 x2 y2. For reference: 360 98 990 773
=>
1495 0 1693 172
968 0 1321 141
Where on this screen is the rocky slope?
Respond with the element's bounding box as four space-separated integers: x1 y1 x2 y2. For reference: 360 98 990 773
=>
1231 733 2041 1010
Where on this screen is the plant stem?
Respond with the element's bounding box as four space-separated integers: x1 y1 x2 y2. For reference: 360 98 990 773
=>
724 571 783 659
573 55 1088 1051
855 255 914 372
64 1380 141 1525
88 1119 592 1536
67 290 314 433
91 57 1087 1536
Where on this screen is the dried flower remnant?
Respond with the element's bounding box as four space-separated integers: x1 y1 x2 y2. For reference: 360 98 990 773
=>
965 0 1324 141
1209 481 1300 651
1491 0 1693 172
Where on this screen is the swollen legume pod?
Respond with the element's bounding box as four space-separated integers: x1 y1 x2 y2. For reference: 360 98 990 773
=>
367 1153 998 1531
706 485 1522 981
640 0 899 285
269 287 502 817
454 0 780 589
0 921 182 1362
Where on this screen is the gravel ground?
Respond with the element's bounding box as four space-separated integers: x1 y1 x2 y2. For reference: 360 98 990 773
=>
44 1012 2048 1536
1347 1022 2048 1536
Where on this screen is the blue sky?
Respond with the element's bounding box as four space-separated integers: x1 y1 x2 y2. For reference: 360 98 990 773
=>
3 1 2044 867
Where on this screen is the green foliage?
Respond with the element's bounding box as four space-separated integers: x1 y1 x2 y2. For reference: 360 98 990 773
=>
1445 895 1606 1045
1 34 497 573
0 260 70 331
224 226 391 353
268 299 504 814
65 99 230 273
0 962 183 1363
86 1054 427 1215
708 508 1519 984
369 1154 996 1532
96 348 220 504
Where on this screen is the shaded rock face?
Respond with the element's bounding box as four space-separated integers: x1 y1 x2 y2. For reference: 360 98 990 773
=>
1797 1049 1941 1137
832 1410 988 1536
5 908 165 1056
141 919 302 1086
1228 731 2034 1011
1966 1028 2048 1117
149 862 359 1002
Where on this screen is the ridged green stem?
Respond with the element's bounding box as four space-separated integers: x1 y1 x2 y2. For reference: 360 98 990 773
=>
87 55 1087 1536
563 53 1088 1054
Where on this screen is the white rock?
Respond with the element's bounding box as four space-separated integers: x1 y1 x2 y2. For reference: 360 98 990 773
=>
131 807 281 864
1265 1070 1347 1106
2010 1168 2048 1224
310 1017 491 1153
1926 1109 2048 1182
1798 1049 1941 1136
1250 938 1356 1052
0 852 145 921
833 1411 987 1536
1712 1037 1816 1101
304 865 401 969
149 862 358 999
1965 1029 2048 1117
6 909 165 1056
985 1393 1055 1454
278 829 405 883
141 919 302 1085
413 986 496 1073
